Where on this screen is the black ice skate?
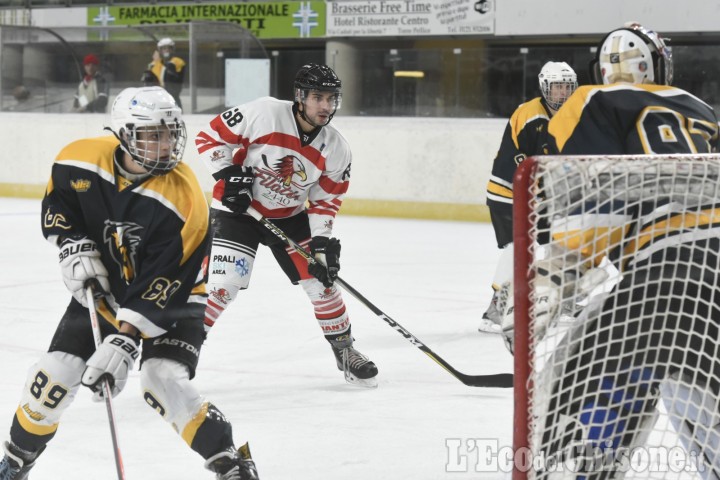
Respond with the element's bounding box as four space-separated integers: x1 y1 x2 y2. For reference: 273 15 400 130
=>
332 345 379 388
0 442 42 480
204 443 259 480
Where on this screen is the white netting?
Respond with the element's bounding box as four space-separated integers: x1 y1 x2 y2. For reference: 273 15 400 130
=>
517 155 720 480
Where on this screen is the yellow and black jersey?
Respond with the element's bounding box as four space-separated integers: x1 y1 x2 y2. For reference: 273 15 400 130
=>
551 197 720 275
487 97 552 248
548 84 720 155
41 136 209 337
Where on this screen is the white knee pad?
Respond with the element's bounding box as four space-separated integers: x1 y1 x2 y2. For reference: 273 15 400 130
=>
140 358 205 435
208 240 256 292
300 278 350 335
17 352 84 430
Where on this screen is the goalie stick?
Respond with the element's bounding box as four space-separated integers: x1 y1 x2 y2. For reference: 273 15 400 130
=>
85 283 127 480
246 207 514 388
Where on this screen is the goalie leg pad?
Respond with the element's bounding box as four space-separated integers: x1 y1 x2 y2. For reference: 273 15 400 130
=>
140 358 205 435
300 278 350 339
11 352 84 451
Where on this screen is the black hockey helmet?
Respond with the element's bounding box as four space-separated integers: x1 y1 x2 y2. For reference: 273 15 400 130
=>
294 63 342 127
294 63 342 93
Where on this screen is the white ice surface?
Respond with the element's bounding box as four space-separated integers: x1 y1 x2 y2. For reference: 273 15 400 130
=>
0 198 513 480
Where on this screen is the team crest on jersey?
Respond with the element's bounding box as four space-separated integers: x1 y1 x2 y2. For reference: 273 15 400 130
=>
271 154 307 186
43 210 71 230
70 178 91 192
210 150 226 162
210 287 232 305
255 154 308 203
103 221 144 283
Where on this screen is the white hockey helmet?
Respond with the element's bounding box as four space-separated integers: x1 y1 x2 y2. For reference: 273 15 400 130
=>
109 86 186 175
157 37 175 49
591 22 673 85
538 61 578 111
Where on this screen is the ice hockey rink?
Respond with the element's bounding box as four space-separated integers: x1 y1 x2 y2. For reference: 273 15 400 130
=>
0 197 513 480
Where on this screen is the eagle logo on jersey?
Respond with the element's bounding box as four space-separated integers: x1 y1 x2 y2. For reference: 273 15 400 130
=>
70 179 91 192
274 155 308 186
210 287 232 305
210 150 226 162
103 221 144 283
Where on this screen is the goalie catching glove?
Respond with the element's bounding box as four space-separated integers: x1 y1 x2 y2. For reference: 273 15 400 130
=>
213 164 254 214
81 333 139 400
58 235 110 307
308 236 341 288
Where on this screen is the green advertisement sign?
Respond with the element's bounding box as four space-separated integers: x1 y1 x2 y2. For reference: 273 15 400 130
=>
87 1 326 39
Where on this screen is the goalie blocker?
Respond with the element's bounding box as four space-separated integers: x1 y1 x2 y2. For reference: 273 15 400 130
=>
513 155 720 480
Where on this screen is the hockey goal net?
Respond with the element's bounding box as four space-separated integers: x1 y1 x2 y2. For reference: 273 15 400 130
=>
512 155 720 480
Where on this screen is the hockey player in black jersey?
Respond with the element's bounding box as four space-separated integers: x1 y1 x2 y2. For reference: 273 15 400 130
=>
529 23 720 478
0 87 258 480
481 61 577 334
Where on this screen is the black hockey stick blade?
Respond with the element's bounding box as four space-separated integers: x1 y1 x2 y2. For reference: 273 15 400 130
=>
336 277 514 388
246 207 514 388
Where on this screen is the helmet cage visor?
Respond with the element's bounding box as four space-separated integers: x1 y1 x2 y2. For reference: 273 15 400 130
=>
540 79 578 110
122 120 186 175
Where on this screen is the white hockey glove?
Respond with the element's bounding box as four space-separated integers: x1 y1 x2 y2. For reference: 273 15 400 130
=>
81 333 139 400
58 235 110 307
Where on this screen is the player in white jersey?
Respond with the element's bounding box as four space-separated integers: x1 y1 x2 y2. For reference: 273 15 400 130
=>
196 63 378 387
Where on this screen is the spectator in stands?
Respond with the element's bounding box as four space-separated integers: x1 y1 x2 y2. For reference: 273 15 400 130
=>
73 54 109 113
148 38 186 108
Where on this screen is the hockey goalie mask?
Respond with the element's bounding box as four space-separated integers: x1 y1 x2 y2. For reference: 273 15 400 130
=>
591 22 673 85
538 61 578 111
294 63 343 126
109 86 187 175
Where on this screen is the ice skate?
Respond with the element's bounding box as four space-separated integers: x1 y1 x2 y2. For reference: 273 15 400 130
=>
205 443 259 480
0 442 42 480
332 345 378 388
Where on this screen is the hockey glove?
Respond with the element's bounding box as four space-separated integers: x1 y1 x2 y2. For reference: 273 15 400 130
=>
58 235 110 307
213 164 254 214
81 333 139 400
308 236 341 288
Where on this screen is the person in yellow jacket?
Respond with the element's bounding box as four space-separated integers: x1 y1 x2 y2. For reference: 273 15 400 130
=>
148 37 186 108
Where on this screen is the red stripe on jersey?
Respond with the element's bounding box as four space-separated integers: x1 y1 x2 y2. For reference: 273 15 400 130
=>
307 200 341 217
232 149 247 164
209 115 247 146
212 180 226 202
254 132 326 170
318 175 349 195
195 131 227 154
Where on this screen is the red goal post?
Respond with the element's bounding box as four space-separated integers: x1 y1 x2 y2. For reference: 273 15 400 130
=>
512 154 720 480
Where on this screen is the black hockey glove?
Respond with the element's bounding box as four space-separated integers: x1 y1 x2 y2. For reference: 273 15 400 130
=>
308 236 341 288
213 165 254 214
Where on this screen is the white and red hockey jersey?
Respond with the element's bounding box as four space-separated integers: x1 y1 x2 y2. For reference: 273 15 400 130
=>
196 96 352 238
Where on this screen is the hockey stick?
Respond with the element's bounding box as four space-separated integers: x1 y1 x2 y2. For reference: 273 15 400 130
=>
246 207 513 388
85 283 127 480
